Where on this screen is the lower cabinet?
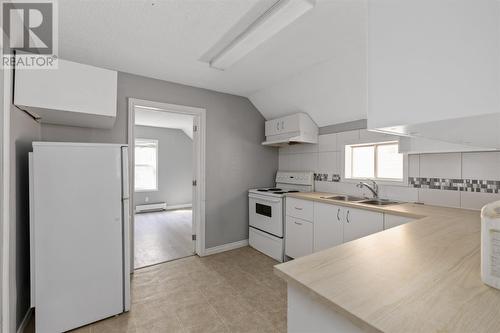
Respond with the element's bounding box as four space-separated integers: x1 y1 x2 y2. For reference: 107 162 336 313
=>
285 216 313 259
343 207 384 243
313 202 343 252
285 198 409 259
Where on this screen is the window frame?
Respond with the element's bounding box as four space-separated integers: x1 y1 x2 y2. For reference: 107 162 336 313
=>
344 140 407 184
134 138 159 192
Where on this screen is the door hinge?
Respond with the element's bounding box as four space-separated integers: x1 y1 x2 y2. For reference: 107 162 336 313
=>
192 180 197 186
192 234 197 241
193 125 198 132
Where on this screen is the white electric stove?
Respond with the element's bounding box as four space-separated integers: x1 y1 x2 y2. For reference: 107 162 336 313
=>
248 171 314 262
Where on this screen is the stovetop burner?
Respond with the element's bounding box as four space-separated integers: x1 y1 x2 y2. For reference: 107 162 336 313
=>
257 188 282 192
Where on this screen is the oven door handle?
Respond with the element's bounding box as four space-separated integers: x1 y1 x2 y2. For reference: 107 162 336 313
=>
248 193 281 203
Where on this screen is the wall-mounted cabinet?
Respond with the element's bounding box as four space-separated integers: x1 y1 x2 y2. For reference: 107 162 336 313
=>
15 58 118 129
367 1 500 149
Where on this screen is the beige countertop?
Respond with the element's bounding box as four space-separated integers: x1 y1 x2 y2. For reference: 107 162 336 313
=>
275 192 500 333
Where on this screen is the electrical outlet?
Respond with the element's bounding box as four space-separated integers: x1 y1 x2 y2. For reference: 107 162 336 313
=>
145 196 149 202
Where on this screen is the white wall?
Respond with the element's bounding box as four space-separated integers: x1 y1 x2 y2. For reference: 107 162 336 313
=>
279 129 500 210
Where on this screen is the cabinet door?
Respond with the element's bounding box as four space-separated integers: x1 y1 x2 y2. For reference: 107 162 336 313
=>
343 208 383 243
313 202 343 252
384 214 415 230
285 217 313 259
265 118 282 136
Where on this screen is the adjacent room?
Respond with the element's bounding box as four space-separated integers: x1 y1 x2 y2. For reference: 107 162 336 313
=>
133 106 194 268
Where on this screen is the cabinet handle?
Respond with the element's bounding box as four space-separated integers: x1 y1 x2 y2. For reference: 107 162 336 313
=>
337 208 340 221
281 120 285 130
276 122 280 131
346 210 350 223
294 221 302 226
294 207 303 210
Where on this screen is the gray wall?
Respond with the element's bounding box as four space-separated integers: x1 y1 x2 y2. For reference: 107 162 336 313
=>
41 71 278 248
10 107 41 330
134 126 193 207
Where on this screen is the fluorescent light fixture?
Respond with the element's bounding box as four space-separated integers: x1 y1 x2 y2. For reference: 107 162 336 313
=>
210 0 314 70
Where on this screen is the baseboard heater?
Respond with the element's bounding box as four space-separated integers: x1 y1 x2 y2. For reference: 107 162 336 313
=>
135 202 167 213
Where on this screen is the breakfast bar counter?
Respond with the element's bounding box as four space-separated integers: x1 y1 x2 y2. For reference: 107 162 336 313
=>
274 192 500 333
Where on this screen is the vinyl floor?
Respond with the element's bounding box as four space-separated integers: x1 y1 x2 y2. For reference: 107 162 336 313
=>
68 246 287 332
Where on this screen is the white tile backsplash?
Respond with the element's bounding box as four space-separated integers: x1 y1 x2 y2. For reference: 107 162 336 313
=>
318 133 338 152
460 191 500 210
418 189 461 208
278 131 500 210
420 153 462 179
408 154 420 178
317 152 339 174
299 152 318 171
462 152 500 180
379 186 419 203
336 130 360 151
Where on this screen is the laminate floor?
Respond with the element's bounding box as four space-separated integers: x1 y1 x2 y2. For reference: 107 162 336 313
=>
134 209 193 269
68 246 287 332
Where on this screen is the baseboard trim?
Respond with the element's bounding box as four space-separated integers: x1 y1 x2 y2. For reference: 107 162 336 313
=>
17 307 33 333
166 203 192 210
202 239 249 256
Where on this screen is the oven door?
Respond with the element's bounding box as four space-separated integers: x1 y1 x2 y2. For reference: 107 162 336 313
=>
249 193 283 237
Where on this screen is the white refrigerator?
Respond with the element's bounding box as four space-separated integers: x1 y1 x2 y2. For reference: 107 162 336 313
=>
29 142 130 333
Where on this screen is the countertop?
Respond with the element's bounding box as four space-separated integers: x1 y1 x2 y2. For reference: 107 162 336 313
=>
275 192 500 333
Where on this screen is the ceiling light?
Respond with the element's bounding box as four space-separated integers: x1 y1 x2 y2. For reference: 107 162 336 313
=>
209 0 314 70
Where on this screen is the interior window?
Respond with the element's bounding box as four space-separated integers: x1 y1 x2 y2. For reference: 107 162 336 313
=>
345 141 403 181
135 138 158 191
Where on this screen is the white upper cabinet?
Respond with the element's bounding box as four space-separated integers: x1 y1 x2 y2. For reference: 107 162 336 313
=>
367 1 500 149
15 58 118 129
262 113 318 146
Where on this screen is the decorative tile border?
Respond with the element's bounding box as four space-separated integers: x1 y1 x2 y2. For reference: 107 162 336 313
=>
314 173 340 182
409 177 500 193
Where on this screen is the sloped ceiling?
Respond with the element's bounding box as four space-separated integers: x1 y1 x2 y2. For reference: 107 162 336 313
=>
58 0 367 128
134 107 194 139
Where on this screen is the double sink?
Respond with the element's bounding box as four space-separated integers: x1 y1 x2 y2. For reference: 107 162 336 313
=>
320 195 400 206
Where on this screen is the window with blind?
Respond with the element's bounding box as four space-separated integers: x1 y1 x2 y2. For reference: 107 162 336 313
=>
345 141 403 181
135 139 158 191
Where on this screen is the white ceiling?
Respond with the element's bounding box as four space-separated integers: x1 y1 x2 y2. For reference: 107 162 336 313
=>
135 107 194 139
58 0 367 127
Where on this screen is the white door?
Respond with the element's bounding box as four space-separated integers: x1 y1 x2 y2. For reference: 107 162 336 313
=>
313 202 343 252
33 144 124 333
343 208 384 243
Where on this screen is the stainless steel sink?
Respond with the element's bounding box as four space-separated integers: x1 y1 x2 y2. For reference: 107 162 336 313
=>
359 199 400 206
320 195 365 202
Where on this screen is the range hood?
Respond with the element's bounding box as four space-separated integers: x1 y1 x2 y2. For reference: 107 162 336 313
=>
262 113 318 147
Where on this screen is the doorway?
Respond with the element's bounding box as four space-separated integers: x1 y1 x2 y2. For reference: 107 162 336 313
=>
128 99 206 269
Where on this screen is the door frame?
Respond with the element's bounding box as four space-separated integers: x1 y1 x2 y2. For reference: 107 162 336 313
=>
127 98 206 269
1 53 11 333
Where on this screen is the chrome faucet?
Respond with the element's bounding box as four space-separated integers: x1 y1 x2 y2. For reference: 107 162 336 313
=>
357 180 379 199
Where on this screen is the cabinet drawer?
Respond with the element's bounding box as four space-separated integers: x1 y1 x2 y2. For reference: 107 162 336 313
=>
285 217 313 259
286 198 313 221
384 214 415 229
